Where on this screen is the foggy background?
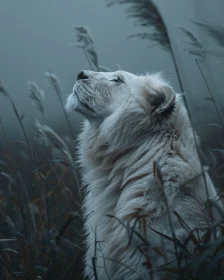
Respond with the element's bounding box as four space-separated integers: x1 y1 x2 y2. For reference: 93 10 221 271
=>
0 0 224 145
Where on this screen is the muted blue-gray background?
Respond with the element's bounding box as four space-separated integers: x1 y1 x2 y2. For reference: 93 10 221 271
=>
0 0 224 145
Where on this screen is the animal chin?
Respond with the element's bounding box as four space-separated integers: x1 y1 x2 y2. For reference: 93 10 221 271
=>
74 91 95 113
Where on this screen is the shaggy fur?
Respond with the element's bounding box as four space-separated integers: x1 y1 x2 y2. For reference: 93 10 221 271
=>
66 70 221 280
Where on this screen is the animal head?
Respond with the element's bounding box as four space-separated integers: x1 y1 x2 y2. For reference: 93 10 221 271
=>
65 70 176 125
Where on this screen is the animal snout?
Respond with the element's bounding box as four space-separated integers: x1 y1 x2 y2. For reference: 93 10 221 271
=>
77 71 89 81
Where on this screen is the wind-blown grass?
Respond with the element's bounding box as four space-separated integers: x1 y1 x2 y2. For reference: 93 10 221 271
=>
73 25 111 72
178 25 206 60
0 75 83 279
179 22 224 60
27 82 45 116
74 26 99 71
193 20 224 50
107 0 170 51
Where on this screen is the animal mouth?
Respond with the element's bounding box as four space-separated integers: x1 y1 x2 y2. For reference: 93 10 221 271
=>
74 90 95 112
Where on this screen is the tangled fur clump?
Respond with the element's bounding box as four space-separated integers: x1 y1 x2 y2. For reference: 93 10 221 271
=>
66 70 222 280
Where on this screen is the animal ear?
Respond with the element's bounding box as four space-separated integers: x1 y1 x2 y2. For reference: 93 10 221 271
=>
146 85 176 118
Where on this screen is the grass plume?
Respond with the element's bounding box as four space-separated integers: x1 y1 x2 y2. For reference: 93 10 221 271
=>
107 0 170 51
73 26 99 71
27 81 45 116
178 25 206 60
73 25 111 72
193 20 224 49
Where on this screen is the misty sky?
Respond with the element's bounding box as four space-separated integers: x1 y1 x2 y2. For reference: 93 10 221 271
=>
0 0 224 145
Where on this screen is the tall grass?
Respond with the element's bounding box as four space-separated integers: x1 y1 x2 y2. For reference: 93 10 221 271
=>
0 77 83 279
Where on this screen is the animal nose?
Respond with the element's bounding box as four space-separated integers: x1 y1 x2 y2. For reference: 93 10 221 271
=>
77 71 89 81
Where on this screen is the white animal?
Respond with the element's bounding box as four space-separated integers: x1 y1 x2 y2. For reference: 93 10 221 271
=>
66 70 221 280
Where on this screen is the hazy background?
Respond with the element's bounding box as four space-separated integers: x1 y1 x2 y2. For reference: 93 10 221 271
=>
0 0 224 145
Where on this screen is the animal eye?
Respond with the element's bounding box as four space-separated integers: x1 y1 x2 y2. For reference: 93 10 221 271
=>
111 77 123 83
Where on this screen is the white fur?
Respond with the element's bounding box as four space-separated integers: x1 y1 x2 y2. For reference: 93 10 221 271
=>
66 70 222 280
